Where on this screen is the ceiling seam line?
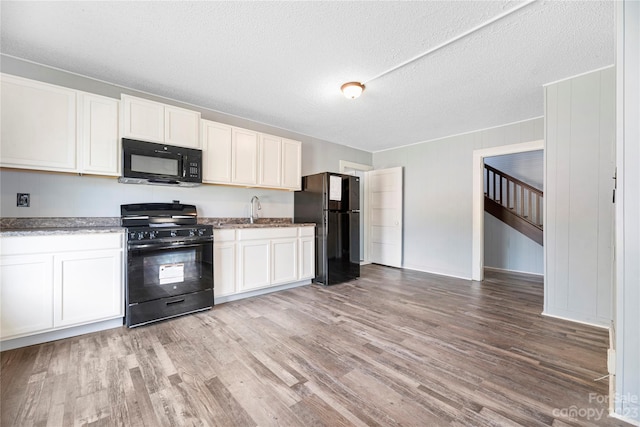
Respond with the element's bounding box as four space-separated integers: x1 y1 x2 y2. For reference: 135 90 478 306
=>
362 0 537 85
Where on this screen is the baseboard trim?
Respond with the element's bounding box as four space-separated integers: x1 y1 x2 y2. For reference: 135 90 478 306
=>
401 265 472 281
609 412 640 426
541 311 610 329
484 266 544 277
0 317 124 352
215 280 312 304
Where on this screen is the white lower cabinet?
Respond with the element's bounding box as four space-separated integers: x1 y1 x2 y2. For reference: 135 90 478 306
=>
0 254 54 338
0 233 124 341
213 226 314 300
238 239 271 291
54 249 123 328
271 238 297 285
298 227 316 280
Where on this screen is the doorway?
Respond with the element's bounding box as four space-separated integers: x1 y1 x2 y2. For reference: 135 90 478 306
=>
340 160 373 263
471 140 544 281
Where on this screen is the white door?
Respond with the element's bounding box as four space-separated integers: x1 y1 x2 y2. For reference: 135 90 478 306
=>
366 167 403 268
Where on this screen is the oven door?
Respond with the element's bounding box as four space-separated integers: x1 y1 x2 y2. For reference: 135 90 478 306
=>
127 239 213 304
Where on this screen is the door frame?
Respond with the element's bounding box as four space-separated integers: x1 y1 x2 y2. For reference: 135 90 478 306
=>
471 139 544 281
340 160 373 263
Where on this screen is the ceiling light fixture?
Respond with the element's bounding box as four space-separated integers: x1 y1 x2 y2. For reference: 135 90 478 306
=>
341 81 365 99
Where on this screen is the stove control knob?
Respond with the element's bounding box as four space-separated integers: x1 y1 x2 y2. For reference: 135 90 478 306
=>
198 229 206 236
170 230 177 238
149 231 157 239
189 230 195 237
137 232 144 240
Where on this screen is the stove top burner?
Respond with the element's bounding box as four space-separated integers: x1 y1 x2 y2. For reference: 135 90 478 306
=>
121 202 212 243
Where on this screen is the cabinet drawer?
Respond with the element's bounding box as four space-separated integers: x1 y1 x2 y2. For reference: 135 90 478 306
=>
1 232 124 255
298 226 315 237
214 229 236 242
237 227 297 241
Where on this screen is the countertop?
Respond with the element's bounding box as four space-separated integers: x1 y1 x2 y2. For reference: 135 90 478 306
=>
0 217 315 237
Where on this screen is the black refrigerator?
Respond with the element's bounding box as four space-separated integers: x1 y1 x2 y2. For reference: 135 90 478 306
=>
294 172 360 285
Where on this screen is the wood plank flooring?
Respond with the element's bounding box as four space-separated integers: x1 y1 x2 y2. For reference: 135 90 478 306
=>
1 265 629 426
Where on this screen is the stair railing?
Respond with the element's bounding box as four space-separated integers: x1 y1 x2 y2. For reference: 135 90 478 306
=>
484 164 543 229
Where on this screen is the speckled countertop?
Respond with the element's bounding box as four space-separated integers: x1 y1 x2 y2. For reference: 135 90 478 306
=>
0 217 315 236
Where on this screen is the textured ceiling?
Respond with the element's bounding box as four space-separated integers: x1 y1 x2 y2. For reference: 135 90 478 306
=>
0 1 614 152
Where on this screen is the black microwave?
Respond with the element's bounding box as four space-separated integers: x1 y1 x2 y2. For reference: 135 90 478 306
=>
119 138 203 187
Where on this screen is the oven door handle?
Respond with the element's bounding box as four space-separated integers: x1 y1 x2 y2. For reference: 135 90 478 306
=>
128 240 211 250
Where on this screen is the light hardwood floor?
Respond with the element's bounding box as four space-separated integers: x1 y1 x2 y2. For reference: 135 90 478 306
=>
1 265 629 426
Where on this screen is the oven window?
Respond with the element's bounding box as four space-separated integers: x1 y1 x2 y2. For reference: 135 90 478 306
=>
131 154 179 176
128 243 213 303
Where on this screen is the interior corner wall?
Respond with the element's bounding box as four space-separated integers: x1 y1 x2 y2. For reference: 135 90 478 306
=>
544 66 615 327
484 212 543 275
372 118 543 280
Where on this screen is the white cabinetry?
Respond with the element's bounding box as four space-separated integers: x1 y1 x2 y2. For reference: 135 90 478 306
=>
78 92 120 175
238 239 271 291
213 226 314 301
0 233 124 342
272 237 298 285
259 133 283 187
202 120 233 183
53 249 123 327
201 119 302 191
232 127 259 185
122 94 201 148
282 138 302 190
0 74 121 176
298 226 315 280
213 229 236 297
0 255 54 338
1 74 77 172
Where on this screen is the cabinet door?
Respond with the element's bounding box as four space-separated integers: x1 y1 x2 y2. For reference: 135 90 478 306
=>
272 238 297 285
238 240 270 291
214 242 236 297
0 255 54 339
78 92 120 176
258 134 282 187
122 95 164 143
299 236 316 280
281 138 302 190
1 74 77 172
202 120 232 183
165 105 201 148
231 127 258 185
53 249 123 328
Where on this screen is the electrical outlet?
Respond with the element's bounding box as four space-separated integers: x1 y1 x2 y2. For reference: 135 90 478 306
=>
17 193 30 207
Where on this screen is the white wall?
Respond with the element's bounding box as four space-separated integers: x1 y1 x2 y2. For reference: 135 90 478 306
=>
544 67 615 327
615 0 640 422
373 118 543 279
484 212 543 275
0 56 371 219
0 170 293 219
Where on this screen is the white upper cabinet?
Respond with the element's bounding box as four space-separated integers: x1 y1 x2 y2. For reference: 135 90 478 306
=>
231 127 258 185
281 138 302 190
202 120 233 183
78 92 120 176
202 121 300 190
165 105 200 148
259 133 282 187
121 94 200 148
1 74 77 172
121 95 164 142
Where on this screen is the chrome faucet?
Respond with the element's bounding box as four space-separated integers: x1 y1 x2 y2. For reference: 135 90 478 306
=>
250 195 261 224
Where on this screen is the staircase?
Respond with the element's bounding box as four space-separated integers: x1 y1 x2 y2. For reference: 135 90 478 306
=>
484 164 543 245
